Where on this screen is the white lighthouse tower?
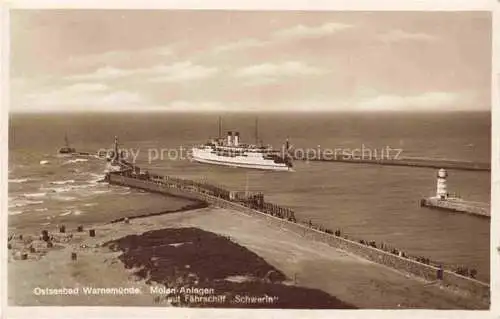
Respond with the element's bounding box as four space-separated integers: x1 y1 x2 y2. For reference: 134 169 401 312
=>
436 168 448 200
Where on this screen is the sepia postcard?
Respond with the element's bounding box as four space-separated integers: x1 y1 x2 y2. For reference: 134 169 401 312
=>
2 1 499 318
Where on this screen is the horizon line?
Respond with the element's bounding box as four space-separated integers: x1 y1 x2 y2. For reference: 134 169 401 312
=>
8 109 492 115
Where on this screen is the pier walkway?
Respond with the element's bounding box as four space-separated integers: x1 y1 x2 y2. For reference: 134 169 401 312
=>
421 197 490 218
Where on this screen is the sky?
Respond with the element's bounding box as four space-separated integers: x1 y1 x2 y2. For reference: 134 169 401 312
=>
10 10 492 112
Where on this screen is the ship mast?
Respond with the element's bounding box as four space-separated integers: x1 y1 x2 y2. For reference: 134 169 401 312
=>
64 133 70 148
218 116 222 140
113 136 119 161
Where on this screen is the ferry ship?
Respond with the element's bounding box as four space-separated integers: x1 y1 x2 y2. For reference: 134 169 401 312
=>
191 121 293 171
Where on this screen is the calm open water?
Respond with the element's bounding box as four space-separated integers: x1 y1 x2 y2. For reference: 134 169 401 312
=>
8 111 491 281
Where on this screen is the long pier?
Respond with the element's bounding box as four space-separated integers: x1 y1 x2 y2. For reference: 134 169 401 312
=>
293 154 490 172
105 165 489 300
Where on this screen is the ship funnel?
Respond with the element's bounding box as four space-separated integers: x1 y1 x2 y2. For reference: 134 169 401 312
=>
227 131 233 146
436 168 448 199
234 132 240 146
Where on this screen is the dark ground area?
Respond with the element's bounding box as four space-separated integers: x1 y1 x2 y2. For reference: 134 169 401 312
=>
105 227 357 308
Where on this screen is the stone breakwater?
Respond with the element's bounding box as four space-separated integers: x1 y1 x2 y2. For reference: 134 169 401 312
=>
107 172 490 301
292 154 490 172
420 197 490 218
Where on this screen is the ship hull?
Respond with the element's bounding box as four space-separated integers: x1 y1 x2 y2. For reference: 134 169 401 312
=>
191 149 291 171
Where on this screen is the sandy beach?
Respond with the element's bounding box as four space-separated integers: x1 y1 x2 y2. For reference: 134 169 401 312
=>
8 206 488 309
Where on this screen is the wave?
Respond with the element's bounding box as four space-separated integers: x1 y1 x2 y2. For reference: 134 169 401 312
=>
59 209 83 216
8 178 29 183
23 192 47 199
50 180 75 185
63 158 89 165
40 160 50 165
71 184 98 190
9 200 44 208
9 210 23 216
92 190 112 195
88 173 105 184
35 208 48 212
83 203 97 207
42 186 70 194
41 182 98 195
56 154 73 158
90 173 105 178
53 195 77 202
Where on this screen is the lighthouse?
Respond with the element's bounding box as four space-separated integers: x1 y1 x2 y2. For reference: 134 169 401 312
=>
436 168 448 199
